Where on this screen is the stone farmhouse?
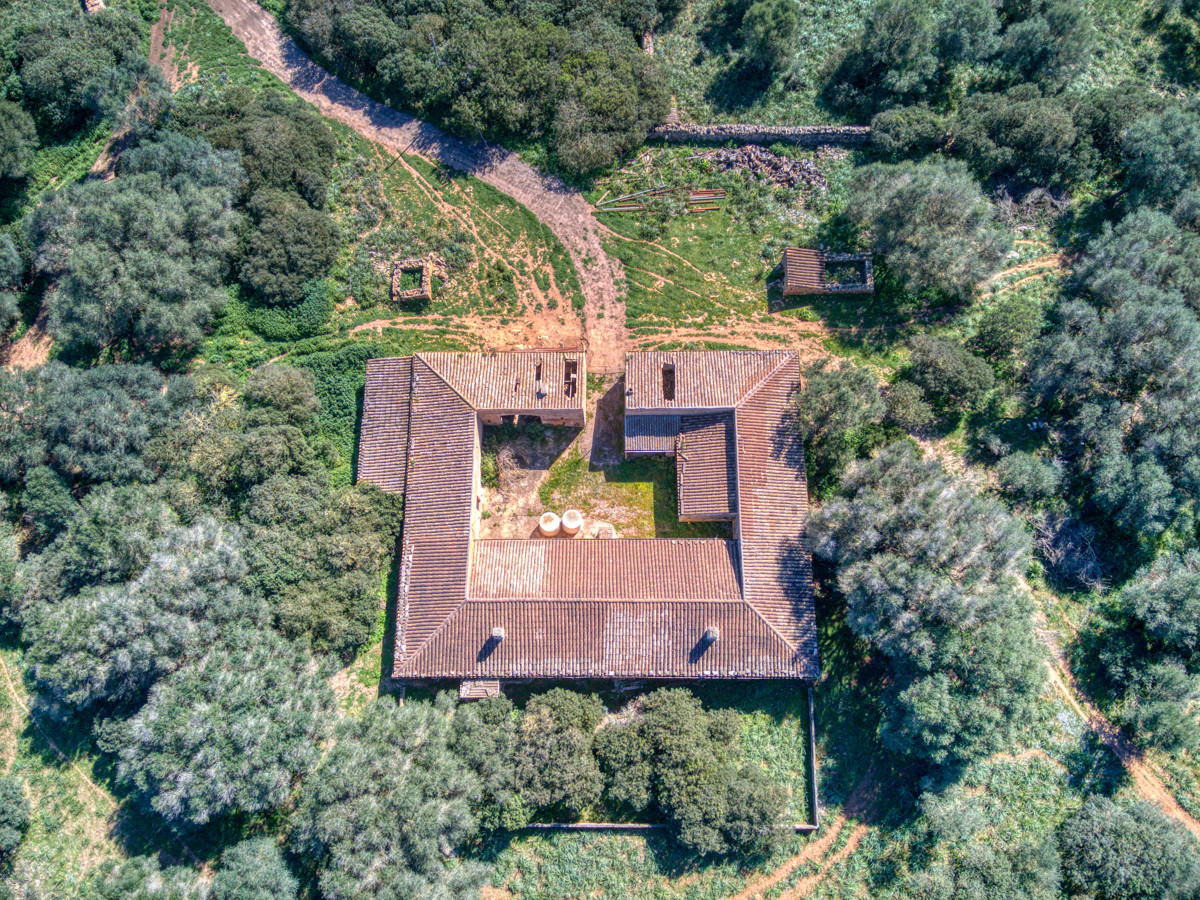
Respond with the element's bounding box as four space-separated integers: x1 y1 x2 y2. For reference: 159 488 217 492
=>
356 349 817 696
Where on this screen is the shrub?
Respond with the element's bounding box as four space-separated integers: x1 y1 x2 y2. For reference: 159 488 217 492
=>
516 689 605 816
0 777 29 858
973 296 1045 365
844 159 1011 299
791 360 886 486
1060 796 1200 900
884 381 934 431
995 452 1062 501
907 336 995 408
870 106 945 159
212 839 299 900
741 0 798 73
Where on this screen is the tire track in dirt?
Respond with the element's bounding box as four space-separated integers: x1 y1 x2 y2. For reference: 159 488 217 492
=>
725 762 879 900
1036 607 1200 840
203 0 627 367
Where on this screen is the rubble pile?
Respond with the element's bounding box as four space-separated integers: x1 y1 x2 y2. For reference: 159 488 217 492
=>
702 145 827 192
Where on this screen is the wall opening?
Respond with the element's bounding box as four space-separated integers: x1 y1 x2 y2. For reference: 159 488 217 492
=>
564 359 578 398
662 363 676 401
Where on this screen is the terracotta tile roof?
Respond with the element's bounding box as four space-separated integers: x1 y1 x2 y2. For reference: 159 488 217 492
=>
625 350 790 411
394 357 476 661
624 414 679 455
397 600 804 679
356 358 413 493
420 351 585 414
677 414 737 521
783 248 825 294
468 539 741 600
356 348 817 683
735 356 817 672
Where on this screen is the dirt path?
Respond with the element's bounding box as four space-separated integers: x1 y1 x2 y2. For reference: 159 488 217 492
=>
1036 609 1200 840
0 655 116 813
1 312 52 371
725 763 879 900
203 0 627 368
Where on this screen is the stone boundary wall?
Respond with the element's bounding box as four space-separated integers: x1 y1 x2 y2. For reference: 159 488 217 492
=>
649 123 870 147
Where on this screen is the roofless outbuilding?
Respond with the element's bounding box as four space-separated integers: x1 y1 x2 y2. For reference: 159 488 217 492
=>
781 248 874 297
357 349 817 696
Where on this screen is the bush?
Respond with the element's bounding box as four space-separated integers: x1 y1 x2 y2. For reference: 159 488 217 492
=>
516 689 605 816
844 159 1011 299
884 381 934 431
791 360 886 486
907 336 995 409
84 856 201 900
212 839 298 900
1060 795 1200 900
973 296 1045 366
870 105 945 159
995 452 1062 501
0 777 29 858
824 0 939 115
741 0 798 73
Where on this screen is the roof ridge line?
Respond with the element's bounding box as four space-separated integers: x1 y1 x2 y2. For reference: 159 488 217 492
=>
732 355 803 654
732 350 798 410
412 352 479 411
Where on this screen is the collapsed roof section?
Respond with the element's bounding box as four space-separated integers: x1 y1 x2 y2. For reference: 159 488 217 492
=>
357 349 816 682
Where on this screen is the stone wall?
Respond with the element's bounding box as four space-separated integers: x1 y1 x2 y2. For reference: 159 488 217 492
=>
649 123 870 147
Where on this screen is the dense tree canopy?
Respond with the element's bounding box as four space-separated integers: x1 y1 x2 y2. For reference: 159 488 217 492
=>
113 627 334 827
23 519 268 714
516 688 606 816
0 100 35 182
1030 203 1200 541
844 159 1010 299
10 7 153 133
1060 796 1200 900
29 133 241 354
812 443 1043 764
596 689 787 855
286 0 670 172
212 839 299 900
292 696 486 900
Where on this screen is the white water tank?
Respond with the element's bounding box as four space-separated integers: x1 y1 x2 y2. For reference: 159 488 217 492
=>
561 509 583 536
538 511 561 537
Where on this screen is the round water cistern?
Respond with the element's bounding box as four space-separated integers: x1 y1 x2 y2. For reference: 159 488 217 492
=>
561 509 583 535
538 511 561 537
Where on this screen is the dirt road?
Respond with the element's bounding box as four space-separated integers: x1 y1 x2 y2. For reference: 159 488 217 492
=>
203 0 628 368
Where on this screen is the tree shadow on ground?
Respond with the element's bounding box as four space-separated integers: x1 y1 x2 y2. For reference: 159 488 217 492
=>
705 58 775 111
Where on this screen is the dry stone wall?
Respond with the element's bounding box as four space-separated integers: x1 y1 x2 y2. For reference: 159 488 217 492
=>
649 124 870 146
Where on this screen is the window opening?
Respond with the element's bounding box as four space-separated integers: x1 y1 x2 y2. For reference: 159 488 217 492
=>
563 359 578 398
662 363 676 401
